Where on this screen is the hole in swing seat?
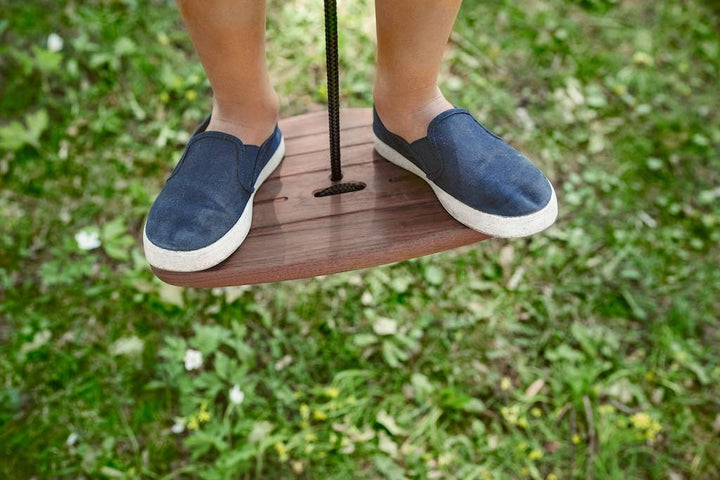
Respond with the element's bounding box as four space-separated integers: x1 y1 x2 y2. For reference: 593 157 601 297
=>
313 181 366 197
255 196 288 205
387 174 410 183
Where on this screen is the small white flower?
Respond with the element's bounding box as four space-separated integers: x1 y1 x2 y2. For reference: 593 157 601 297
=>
75 229 101 250
183 349 203 371
171 419 185 434
66 432 79 447
229 385 245 405
58 140 69 159
361 291 374 306
274 354 293 371
372 317 397 336
47 33 64 52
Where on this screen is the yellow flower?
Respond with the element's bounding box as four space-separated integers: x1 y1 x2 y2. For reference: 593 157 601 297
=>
313 409 327 421
300 420 309 429
630 412 651 430
572 434 581 444
528 449 543 460
645 419 662 441
500 377 512 391
185 90 197 101
187 416 199 431
157 33 170 45
517 417 528 429
274 442 288 461
197 410 211 423
633 51 654 67
300 404 310 419
323 386 339 398
501 405 520 424
438 452 454 466
531 407 542 418
610 84 628 96
547 474 558 480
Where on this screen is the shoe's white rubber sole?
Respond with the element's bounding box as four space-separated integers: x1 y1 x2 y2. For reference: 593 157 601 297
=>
373 135 558 238
143 137 285 272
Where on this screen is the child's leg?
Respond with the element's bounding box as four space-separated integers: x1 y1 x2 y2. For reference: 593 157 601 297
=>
176 0 278 145
373 0 462 143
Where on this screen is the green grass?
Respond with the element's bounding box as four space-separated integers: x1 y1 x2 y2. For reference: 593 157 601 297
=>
1 0 719 478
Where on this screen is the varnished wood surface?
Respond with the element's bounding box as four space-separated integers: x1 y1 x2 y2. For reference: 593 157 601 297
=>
152 109 488 287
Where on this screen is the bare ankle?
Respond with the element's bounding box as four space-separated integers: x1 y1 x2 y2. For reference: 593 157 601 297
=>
208 91 280 145
373 84 453 143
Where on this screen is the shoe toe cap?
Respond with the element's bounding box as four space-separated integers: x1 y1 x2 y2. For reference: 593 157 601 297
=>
449 148 553 218
145 186 245 252
427 112 554 217
490 156 553 217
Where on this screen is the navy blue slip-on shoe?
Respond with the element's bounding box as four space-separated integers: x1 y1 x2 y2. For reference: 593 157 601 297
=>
373 107 557 238
143 116 285 272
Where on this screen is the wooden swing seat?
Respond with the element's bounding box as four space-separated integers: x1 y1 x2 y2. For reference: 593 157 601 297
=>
151 109 488 287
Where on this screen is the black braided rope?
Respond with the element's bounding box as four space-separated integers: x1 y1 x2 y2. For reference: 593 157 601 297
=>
324 0 342 182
